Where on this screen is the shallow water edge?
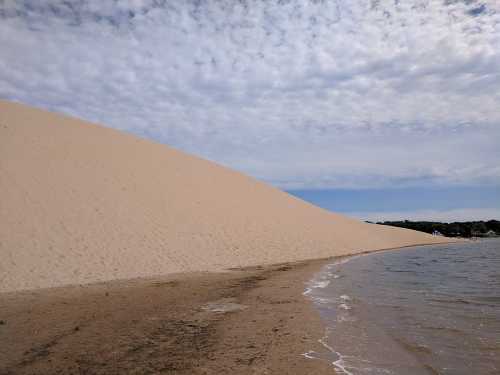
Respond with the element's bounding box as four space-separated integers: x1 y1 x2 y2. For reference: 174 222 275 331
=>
303 239 500 375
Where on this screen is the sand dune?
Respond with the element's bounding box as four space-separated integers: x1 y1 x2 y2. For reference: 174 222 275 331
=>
0 100 451 292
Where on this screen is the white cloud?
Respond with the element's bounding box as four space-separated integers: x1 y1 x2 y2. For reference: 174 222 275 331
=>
1 0 499 188
348 208 500 223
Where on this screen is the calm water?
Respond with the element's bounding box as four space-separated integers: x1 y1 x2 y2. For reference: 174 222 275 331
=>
304 239 500 375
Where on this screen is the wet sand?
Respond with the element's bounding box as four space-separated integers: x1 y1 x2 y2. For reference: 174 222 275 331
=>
0 260 335 375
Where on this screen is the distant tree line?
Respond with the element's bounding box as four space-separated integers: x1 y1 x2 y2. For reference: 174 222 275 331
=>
374 220 500 238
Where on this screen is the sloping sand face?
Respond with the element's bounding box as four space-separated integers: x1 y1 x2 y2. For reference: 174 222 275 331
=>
0 100 451 293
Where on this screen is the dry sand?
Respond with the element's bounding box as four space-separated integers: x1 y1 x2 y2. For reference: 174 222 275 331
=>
0 100 452 293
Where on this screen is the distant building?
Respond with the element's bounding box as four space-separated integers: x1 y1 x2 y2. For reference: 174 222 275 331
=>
432 230 443 236
485 230 498 237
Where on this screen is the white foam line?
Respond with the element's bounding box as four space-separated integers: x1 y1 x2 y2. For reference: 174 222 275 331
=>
301 344 354 375
302 255 364 374
333 355 355 375
302 255 359 297
301 350 317 360
316 280 331 288
318 330 354 375
339 303 351 310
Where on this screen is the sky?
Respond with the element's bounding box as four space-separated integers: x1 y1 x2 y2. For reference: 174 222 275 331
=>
1 0 499 222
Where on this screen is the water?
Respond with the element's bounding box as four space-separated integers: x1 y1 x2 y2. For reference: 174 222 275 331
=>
304 239 500 374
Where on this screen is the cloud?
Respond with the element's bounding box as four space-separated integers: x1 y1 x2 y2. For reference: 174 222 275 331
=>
1 0 499 189
348 208 500 223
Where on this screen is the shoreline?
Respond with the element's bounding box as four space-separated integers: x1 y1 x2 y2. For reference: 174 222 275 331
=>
0 242 461 374
304 239 500 375
0 259 336 374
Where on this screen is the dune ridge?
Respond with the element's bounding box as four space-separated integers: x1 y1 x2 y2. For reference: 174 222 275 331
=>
0 100 451 293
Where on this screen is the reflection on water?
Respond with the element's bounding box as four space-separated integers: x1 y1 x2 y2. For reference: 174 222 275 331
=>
305 239 500 375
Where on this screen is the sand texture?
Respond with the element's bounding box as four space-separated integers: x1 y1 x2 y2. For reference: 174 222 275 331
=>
0 100 451 292
0 260 335 374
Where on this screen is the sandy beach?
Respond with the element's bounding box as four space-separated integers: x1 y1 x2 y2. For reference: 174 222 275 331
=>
0 259 336 375
2 3 496 373
0 101 459 374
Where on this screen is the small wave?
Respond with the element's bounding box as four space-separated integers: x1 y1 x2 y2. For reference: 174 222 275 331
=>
303 255 360 296
319 332 355 375
332 355 355 375
303 280 330 296
301 350 317 360
477 296 500 303
315 280 331 288
313 296 334 305
395 337 433 355
420 325 466 335
337 314 356 323
339 303 351 310
302 326 356 375
303 287 313 296
304 240 500 374
427 297 478 306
